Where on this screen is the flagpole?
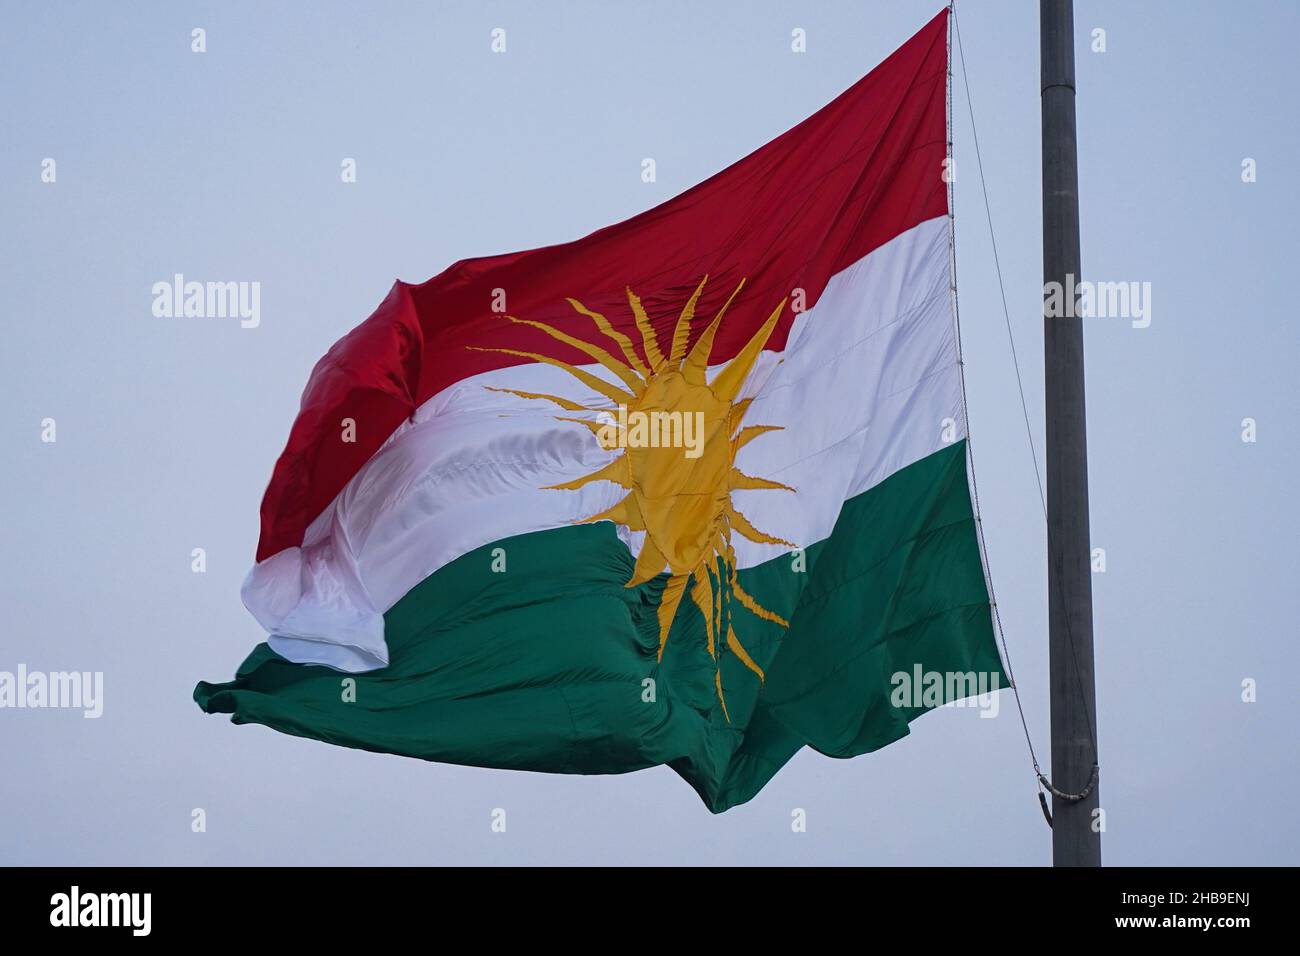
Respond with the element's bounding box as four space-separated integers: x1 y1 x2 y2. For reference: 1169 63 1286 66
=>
1040 0 1101 866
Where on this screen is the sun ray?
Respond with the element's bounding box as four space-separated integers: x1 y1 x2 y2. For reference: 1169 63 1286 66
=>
566 298 651 377
729 397 755 425
627 533 669 587
730 573 790 629
544 456 630 491
501 315 645 394
712 530 729 565
626 287 665 371
689 567 715 658
727 503 797 549
578 494 644 530
667 275 708 367
657 573 689 661
732 423 782 451
715 566 726 638
682 278 746 387
468 346 635 406
710 298 786 402
726 625 766 682
730 470 795 493
484 386 590 412
682 314 721 387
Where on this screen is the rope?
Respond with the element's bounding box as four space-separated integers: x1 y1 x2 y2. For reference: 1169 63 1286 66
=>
948 3 1098 816
1039 764 1099 802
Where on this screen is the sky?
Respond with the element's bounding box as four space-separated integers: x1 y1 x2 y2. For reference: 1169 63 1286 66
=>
1 0 1296 866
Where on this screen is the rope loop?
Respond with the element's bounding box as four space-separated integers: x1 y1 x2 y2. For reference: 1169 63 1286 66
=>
1037 764 1099 803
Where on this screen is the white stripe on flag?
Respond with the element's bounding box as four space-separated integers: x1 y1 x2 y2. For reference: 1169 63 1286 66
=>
249 215 961 671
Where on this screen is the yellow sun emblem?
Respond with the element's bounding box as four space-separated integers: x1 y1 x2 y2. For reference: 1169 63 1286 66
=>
473 276 795 719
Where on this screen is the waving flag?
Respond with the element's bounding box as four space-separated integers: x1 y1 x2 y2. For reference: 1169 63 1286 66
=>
195 8 1004 812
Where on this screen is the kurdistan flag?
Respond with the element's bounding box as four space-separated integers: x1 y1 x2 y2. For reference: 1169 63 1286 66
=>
195 8 1006 812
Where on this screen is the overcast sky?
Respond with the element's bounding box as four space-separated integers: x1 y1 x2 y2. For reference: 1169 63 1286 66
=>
1 0 1296 865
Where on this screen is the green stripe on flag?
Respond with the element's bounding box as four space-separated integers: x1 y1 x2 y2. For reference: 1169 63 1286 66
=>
195 440 1002 812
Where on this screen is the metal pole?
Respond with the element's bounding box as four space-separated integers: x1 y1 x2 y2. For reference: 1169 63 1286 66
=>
1041 0 1101 867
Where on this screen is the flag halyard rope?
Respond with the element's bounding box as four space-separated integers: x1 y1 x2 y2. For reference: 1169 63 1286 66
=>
948 2 1099 822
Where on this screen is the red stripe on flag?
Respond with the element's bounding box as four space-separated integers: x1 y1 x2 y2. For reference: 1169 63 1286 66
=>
256 8 949 562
